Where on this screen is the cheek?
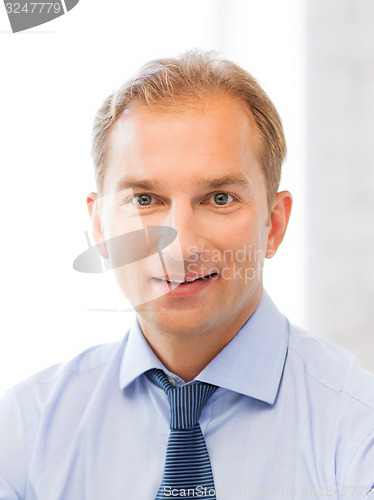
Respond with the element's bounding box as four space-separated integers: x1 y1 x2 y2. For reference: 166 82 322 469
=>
212 217 266 251
112 254 166 307
212 221 269 274
102 206 145 240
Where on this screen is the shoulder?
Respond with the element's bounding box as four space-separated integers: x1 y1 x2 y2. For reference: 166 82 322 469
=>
0 339 127 497
0 337 127 422
286 322 374 491
287 322 374 406
7 339 125 401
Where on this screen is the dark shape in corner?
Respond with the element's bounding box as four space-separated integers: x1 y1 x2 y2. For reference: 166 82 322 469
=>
4 0 80 33
64 0 79 12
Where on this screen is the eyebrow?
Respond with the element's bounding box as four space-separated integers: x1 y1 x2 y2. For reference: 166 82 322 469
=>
114 174 250 192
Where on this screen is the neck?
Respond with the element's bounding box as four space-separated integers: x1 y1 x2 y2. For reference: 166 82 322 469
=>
137 297 261 382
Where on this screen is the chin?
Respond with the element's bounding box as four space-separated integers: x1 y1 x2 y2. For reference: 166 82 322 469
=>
136 306 210 338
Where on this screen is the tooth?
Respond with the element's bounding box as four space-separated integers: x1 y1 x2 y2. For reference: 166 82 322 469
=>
166 278 200 284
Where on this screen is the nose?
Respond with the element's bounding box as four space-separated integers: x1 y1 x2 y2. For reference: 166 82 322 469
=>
160 201 206 263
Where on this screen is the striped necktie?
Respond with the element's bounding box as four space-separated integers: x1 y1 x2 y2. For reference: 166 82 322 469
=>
145 368 218 499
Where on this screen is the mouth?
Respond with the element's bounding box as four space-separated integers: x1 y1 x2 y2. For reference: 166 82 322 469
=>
155 272 219 284
151 272 219 297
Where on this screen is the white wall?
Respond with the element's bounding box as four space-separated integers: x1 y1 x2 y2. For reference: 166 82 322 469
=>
0 0 307 394
306 0 374 371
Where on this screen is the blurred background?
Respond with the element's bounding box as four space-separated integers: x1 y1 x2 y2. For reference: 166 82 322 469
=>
0 0 373 394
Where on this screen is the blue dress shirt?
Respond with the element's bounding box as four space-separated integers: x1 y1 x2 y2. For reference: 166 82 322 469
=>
1 290 374 499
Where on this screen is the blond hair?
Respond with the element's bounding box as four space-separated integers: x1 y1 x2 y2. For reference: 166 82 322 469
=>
92 50 286 207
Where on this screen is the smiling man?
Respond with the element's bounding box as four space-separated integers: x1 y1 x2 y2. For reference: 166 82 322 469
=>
89 93 290 383
1 51 374 500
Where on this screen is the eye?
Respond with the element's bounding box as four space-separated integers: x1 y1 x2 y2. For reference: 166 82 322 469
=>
132 193 155 206
209 192 235 206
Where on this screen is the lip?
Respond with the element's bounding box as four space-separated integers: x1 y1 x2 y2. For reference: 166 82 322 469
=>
151 273 219 298
152 273 214 282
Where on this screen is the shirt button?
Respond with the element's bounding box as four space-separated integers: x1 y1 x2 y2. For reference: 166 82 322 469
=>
167 376 176 386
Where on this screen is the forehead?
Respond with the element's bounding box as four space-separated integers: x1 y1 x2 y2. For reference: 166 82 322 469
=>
103 96 263 193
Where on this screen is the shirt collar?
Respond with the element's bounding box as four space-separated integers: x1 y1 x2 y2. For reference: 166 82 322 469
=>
119 289 289 405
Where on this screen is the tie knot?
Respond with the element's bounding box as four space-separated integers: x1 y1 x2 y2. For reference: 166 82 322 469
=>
145 368 218 429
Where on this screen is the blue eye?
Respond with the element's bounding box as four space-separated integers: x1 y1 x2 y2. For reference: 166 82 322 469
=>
133 194 153 206
210 192 234 206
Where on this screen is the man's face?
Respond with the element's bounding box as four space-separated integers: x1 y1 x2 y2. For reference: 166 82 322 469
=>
90 96 286 341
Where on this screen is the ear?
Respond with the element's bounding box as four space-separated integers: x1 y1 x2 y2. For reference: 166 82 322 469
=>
86 192 109 259
266 191 292 259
